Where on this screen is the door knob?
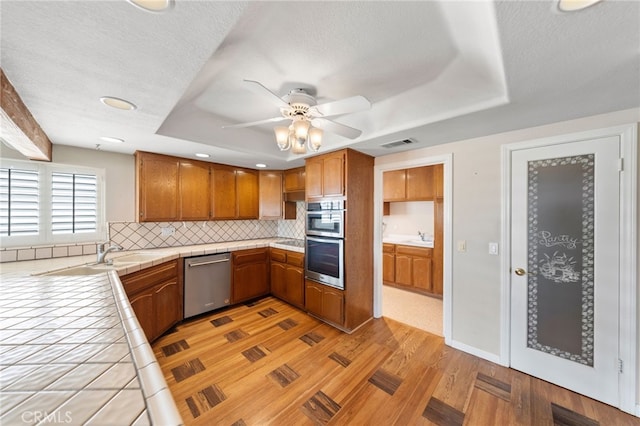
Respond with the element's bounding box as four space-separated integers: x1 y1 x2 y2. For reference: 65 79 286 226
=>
514 268 526 276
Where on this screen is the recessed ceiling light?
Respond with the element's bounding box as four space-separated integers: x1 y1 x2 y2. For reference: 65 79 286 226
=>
195 153 210 158
255 163 268 168
557 0 603 12
100 96 137 111
127 0 174 13
99 136 124 144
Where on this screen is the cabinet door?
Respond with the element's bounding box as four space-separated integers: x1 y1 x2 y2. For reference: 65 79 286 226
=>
233 262 269 302
285 266 304 307
129 291 155 342
406 166 434 200
395 254 413 286
383 170 406 201
138 153 179 222
237 169 259 219
322 153 344 197
154 279 181 338
270 261 287 299
412 257 433 293
305 281 323 316
180 160 210 220
284 167 305 192
382 252 396 284
259 171 283 219
211 165 236 219
433 163 444 199
305 159 323 198
323 287 344 325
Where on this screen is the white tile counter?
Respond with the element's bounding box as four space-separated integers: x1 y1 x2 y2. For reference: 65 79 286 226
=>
0 238 302 425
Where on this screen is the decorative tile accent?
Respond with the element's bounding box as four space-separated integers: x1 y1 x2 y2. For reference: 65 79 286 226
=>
328 352 351 368
300 331 325 346
242 346 267 363
161 340 190 357
277 318 298 330
551 403 599 426
224 329 249 343
211 316 233 327
185 384 227 418
368 368 402 395
171 358 206 383
301 390 341 425
422 397 465 426
474 373 511 401
258 307 278 318
268 364 300 388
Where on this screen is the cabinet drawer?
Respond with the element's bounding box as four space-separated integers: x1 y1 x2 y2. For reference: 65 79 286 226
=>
121 260 178 297
383 243 395 253
287 252 304 267
270 248 287 263
396 245 432 258
232 248 269 265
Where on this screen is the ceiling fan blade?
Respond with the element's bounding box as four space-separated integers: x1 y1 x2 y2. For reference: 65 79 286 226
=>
311 118 362 139
310 95 371 117
222 116 287 129
244 79 290 109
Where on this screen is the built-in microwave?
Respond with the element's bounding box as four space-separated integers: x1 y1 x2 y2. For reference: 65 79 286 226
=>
306 200 345 238
305 236 344 290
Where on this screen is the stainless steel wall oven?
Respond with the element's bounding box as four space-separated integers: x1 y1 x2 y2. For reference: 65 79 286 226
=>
305 236 344 289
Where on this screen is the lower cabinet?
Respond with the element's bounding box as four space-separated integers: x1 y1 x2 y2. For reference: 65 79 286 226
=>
232 248 269 303
305 280 344 326
270 248 304 308
384 244 437 296
121 259 181 343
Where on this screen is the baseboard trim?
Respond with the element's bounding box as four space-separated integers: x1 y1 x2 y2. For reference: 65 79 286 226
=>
448 339 503 365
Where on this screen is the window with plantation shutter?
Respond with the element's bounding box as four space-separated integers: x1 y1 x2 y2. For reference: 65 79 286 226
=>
0 167 40 236
52 172 98 234
0 159 104 247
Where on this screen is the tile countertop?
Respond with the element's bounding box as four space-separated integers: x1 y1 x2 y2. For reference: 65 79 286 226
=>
0 238 302 425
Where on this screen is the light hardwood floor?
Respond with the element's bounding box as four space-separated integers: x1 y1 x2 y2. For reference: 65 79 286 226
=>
152 297 639 426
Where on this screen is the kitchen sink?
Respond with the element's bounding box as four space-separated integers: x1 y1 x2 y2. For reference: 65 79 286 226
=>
111 252 165 264
40 264 115 276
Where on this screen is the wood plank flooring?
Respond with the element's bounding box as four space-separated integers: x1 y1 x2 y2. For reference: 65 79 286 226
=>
152 297 639 426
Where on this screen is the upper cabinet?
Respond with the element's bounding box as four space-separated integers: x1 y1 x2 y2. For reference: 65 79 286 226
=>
136 151 263 222
137 152 179 222
305 150 345 199
383 165 438 202
283 166 305 192
258 170 283 220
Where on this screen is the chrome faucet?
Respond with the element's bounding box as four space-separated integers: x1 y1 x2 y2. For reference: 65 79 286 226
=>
418 231 427 241
97 242 123 264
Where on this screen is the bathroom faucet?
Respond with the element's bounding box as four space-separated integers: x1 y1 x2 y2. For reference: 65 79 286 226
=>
418 231 427 241
97 242 123 264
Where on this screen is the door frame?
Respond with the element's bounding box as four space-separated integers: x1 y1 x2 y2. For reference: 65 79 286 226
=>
373 153 453 343
500 124 638 415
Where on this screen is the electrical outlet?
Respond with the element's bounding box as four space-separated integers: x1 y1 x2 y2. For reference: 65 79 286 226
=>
161 226 175 237
489 242 499 255
457 240 466 252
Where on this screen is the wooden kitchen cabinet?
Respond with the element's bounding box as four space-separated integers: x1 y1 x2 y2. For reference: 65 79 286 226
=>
211 165 259 220
259 170 283 219
121 259 181 342
284 166 305 192
383 170 406 201
390 245 435 296
231 248 269 303
136 152 180 222
382 243 396 284
270 248 305 308
383 165 435 202
180 160 211 220
305 280 344 326
305 150 344 199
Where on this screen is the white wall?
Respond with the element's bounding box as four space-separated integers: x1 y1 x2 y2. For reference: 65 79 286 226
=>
375 108 639 402
384 201 434 238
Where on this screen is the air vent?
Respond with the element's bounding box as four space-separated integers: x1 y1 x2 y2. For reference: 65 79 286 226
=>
380 138 415 149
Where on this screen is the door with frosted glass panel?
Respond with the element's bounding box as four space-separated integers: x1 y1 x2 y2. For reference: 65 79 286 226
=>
510 137 620 406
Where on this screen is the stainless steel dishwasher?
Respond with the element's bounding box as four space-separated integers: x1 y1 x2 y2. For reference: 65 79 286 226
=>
184 252 231 319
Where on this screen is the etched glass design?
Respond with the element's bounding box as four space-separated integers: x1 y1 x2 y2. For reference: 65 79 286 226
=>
527 154 594 366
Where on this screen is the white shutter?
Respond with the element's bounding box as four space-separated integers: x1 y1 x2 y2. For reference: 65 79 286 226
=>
51 172 98 234
0 167 39 236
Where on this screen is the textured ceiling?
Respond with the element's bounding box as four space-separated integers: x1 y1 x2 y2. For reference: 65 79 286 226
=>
1 0 638 169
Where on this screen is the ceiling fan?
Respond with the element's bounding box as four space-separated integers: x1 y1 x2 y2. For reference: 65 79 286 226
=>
223 80 370 153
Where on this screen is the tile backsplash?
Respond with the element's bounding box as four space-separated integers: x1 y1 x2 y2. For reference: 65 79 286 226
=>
0 202 306 262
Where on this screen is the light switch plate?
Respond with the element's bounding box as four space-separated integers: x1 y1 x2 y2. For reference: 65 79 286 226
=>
489 242 499 255
457 240 466 252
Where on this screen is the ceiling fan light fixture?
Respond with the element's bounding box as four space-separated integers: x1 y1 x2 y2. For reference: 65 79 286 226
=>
292 118 310 139
308 127 323 152
274 126 291 151
291 136 307 155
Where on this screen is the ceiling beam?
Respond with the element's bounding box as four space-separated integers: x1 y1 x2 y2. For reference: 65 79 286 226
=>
0 68 52 161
